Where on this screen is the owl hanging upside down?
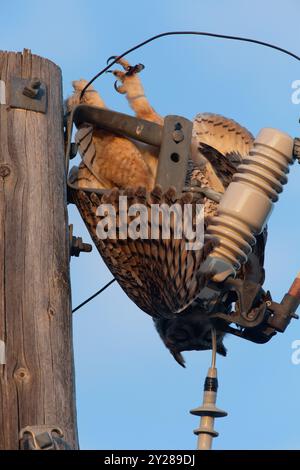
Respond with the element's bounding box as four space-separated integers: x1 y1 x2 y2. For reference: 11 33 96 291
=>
66 57 267 367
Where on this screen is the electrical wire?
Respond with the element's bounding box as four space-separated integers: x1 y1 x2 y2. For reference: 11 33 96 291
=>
211 327 217 369
72 278 116 313
80 30 300 98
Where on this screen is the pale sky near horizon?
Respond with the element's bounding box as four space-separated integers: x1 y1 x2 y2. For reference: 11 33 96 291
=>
1 0 300 450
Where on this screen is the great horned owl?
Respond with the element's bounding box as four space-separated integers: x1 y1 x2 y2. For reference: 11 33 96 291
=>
66 58 267 366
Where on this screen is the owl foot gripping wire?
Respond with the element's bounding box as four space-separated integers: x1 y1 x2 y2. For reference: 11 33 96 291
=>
106 56 163 125
107 56 145 94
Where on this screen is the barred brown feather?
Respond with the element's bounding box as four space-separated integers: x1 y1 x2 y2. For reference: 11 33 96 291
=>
71 185 216 319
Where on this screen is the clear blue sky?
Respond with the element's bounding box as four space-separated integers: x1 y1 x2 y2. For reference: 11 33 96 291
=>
1 0 300 450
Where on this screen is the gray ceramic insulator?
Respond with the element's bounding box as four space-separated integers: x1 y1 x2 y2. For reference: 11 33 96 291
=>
201 128 294 282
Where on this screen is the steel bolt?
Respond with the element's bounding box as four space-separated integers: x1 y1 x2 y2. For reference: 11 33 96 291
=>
172 130 184 143
23 77 41 98
30 78 41 89
70 236 92 257
69 224 92 257
172 122 184 143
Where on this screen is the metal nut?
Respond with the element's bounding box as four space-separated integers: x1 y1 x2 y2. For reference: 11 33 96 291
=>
30 78 41 89
172 129 184 143
23 77 41 98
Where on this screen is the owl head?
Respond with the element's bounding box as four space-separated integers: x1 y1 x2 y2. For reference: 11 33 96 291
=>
154 305 227 367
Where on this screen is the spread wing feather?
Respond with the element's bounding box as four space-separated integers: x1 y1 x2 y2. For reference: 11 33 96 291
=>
71 186 216 318
192 113 254 188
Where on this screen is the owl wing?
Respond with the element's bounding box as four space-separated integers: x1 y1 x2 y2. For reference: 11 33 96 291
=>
71 185 217 319
192 113 254 188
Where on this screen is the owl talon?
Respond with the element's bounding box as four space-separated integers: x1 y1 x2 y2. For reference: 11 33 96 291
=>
114 80 126 94
110 57 144 75
110 60 145 82
125 63 145 76
107 55 118 65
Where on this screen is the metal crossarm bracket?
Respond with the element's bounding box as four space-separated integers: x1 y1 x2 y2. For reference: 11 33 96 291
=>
155 115 193 192
72 104 162 146
19 425 70 450
67 104 193 193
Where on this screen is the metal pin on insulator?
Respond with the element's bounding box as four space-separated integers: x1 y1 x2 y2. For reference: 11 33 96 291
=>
190 366 227 450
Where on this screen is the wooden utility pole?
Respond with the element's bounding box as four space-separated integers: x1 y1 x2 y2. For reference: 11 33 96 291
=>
0 50 78 449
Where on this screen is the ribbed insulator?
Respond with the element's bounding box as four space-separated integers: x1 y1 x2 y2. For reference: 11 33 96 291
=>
233 140 290 202
207 215 256 270
202 128 294 281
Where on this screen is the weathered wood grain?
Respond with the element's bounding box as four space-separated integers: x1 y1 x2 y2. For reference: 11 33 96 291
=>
0 50 78 449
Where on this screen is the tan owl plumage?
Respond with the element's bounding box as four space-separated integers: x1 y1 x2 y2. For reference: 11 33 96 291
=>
66 58 266 366
66 79 155 191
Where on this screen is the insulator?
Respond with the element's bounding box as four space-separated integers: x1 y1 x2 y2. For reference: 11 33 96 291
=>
201 128 294 282
190 367 227 450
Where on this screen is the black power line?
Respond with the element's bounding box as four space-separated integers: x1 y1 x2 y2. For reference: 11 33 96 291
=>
80 30 300 98
72 278 116 313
